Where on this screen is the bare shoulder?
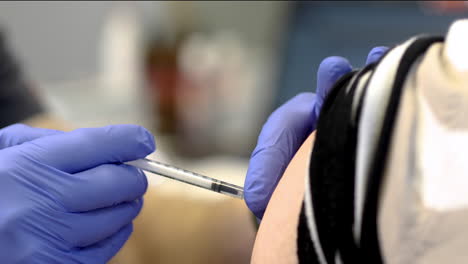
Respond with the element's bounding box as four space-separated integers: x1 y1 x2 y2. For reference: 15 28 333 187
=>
251 132 316 264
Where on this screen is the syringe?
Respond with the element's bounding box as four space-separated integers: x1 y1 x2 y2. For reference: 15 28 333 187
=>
125 158 244 199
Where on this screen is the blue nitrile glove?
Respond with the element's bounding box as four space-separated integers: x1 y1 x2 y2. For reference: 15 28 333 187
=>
0 124 155 263
0 124 63 149
245 47 389 219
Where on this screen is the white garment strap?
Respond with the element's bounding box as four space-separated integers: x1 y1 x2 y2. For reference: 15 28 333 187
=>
353 37 417 244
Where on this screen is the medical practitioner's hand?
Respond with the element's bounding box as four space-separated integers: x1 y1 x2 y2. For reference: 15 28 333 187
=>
245 47 389 219
0 124 155 263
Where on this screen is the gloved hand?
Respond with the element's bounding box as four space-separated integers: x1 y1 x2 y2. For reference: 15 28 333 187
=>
245 47 389 219
0 124 155 263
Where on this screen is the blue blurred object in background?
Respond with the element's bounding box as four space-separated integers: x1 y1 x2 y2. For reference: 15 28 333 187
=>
274 1 468 109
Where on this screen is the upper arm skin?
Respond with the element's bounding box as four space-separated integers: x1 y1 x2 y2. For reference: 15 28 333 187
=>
251 132 316 263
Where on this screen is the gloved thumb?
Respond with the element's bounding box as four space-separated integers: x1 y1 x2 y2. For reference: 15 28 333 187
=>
0 124 62 149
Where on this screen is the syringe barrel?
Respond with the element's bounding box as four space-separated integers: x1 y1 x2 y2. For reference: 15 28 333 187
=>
126 158 244 199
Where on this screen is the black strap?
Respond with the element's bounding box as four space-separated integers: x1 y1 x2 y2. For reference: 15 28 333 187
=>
297 70 356 264
300 65 376 263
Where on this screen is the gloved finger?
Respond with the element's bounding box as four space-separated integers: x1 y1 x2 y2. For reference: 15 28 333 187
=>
245 57 352 219
0 124 62 149
18 125 155 173
75 223 133 264
60 199 142 248
365 46 389 65
57 164 147 212
245 93 317 219
313 56 353 122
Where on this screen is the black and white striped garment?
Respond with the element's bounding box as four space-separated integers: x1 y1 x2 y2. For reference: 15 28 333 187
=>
297 36 443 264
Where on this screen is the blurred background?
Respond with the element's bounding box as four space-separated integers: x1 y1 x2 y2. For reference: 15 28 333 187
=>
0 1 467 263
